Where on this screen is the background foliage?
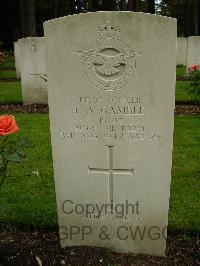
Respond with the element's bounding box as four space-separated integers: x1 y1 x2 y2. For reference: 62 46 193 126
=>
0 0 200 50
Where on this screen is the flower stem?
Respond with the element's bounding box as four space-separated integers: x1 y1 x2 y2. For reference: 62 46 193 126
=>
0 161 8 186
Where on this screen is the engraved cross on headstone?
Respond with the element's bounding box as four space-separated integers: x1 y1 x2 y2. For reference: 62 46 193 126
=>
88 145 134 204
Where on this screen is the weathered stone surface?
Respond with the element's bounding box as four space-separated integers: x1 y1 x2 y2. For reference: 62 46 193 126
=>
187 36 200 70
44 12 176 256
176 37 187 66
19 37 48 104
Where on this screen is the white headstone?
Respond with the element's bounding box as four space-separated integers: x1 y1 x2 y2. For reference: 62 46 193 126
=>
44 12 176 256
187 36 200 70
14 40 21 79
19 37 48 104
176 37 187 66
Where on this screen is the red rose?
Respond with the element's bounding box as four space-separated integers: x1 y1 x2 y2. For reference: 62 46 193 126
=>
188 65 200 73
0 115 19 136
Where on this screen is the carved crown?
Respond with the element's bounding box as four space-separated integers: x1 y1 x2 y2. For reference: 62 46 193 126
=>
99 20 119 39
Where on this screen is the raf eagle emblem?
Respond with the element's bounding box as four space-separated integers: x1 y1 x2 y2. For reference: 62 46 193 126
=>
76 51 138 77
74 21 141 91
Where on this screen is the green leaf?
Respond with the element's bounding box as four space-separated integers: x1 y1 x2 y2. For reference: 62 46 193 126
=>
0 155 3 167
7 140 17 146
5 152 24 163
17 137 33 148
16 148 26 157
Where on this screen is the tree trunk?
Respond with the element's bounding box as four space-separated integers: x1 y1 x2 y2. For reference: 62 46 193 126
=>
119 0 127 11
194 0 199 35
148 0 155 14
127 0 137 11
69 0 76 14
54 0 59 18
20 0 25 37
198 0 200 35
22 0 36 37
185 0 190 37
91 0 103 11
76 0 82 13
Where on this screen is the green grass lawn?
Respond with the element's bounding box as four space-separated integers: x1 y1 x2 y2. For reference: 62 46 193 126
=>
169 115 200 233
0 54 15 70
0 114 199 233
0 57 22 104
176 81 195 104
0 70 17 80
0 114 56 227
176 67 186 77
0 81 22 104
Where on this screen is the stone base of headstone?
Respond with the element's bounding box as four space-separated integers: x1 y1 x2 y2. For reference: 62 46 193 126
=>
22 90 48 105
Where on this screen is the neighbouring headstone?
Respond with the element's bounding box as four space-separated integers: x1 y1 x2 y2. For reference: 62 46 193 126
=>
187 36 200 71
44 12 176 256
176 37 187 66
14 40 21 79
19 37 48 104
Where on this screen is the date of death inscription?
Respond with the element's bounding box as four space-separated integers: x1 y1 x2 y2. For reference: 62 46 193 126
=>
60 96 161 143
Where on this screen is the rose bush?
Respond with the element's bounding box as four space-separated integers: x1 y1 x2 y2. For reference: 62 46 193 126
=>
188 65 200 72
0 115 32 185
187 65 200 105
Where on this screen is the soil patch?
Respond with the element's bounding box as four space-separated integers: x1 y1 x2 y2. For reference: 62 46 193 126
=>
176 76 191 81
0 225 199 265
175 104 200 115
0 104 49 114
